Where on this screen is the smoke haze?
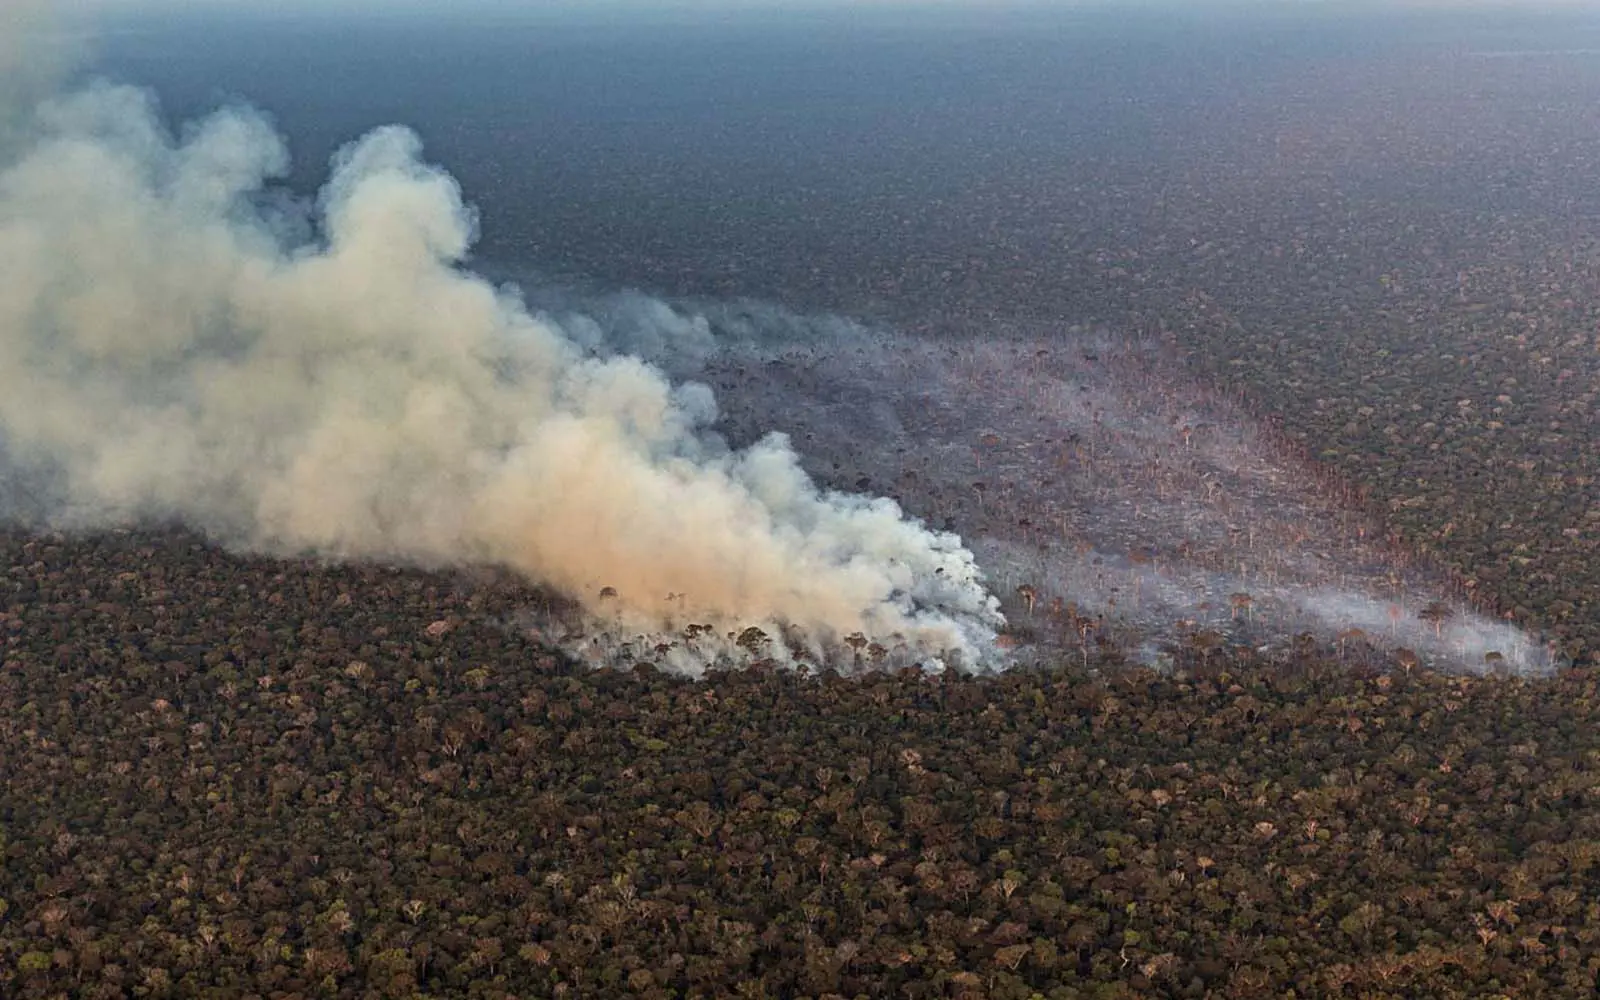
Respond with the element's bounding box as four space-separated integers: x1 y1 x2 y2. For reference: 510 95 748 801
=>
0 0 86 153
0 83 1002 669
548 296 1550 676
0 4 1555 678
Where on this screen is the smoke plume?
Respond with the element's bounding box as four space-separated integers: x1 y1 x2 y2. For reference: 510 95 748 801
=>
0 0 85 153
0 84 1003 669
583 304 1552 677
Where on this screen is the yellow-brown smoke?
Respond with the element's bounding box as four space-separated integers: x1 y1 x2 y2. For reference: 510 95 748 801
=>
0 84 1002 666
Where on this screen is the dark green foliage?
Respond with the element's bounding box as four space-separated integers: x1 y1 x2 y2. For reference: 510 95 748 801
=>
1 527 1599 997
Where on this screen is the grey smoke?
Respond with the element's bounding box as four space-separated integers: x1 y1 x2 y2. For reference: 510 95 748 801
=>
0 0 86 154
615 312 1553 676
0 84 1003 668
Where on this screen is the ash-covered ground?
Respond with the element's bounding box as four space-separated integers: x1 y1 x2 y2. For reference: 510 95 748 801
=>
666 309 1554 675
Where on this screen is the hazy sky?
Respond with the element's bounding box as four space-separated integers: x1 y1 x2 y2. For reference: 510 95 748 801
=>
73 0 1600 13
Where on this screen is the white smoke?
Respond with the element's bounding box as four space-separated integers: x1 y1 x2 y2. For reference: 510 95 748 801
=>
0 83 1003 669
605 312 1554 677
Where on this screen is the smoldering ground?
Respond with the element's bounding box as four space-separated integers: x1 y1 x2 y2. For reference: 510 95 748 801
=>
0 85 1004 672
520 286 1552 675
0 4 1547 676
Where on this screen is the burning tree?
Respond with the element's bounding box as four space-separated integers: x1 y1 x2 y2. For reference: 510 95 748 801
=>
1417 601 1455 639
